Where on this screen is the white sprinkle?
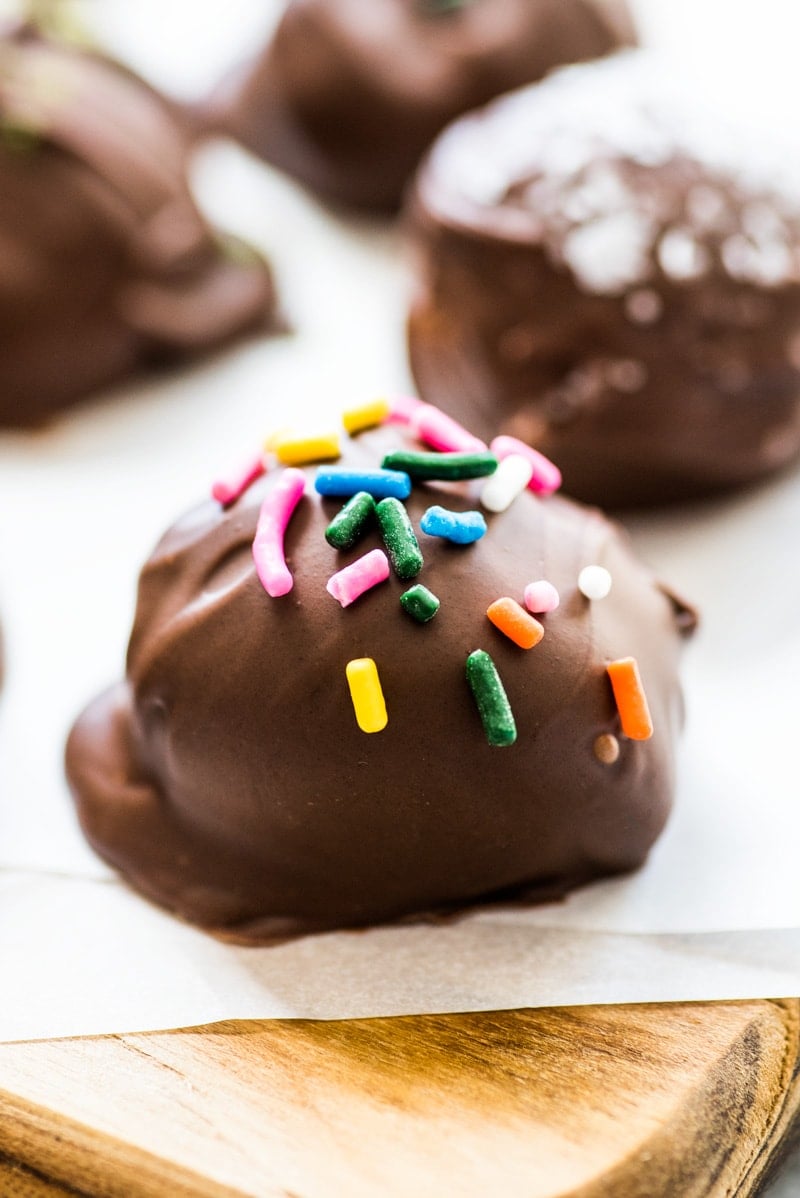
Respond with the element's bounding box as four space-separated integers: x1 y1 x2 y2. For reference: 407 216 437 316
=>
480 454 534 513
578 565 612 600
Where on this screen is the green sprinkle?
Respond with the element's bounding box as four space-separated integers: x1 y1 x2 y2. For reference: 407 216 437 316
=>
466 650 517 747
325 491 375 551
400 584 440 623
376 497 423 580
381 449 498 481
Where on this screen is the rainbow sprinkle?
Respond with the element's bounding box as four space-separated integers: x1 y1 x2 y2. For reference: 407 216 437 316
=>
523 580 560 614
233 396 651 752
211 452 266 507
487 598 544 650
381 449 498 481
376 497 423 580
342 398 390 435
607 657 653 741
272 432 341 465
578 565 613 600
386 394 426 425
466 650 517 747
346 658 388 733
480 454 534 513
400 584 440 623
252 468 306 598
325 492 376 551
420 505 486 544
326 547 390 608
490 436 562 497
315 468 411 500
410 403 487 453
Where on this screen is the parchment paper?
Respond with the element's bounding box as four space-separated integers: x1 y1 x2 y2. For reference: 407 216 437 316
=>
0 0 798 1044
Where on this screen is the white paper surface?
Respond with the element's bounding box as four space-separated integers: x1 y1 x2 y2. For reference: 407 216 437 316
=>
3 872 800 1043
0 0 799 1044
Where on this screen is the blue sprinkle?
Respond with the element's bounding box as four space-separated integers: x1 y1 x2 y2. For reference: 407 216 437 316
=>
420 505 487 544
315 468 412 500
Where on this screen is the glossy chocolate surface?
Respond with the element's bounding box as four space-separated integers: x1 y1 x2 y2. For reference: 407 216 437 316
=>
66 423 695 943
0 24 280 427
407 53 800 505
207 0 634 211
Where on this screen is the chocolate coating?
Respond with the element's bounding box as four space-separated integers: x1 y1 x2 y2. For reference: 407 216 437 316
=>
66 424 695 943
207 0 634 211
0 25 280 427
407 53 800 506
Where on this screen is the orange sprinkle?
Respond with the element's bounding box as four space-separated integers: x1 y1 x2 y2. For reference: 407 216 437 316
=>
487 597 544 650
606 657 653 740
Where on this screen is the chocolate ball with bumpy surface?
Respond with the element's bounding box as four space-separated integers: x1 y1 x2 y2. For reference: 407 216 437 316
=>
0 24 280 427
407 52 800 506
66 418 695 943
205 0 635 212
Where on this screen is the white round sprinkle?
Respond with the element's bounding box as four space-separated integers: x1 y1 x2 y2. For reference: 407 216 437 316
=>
578 565 612 600
480 453 534 513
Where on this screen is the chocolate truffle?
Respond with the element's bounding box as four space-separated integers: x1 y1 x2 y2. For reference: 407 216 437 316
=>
0 24 280 427
66 417 695 943
407 52 800 506
206 0 635 211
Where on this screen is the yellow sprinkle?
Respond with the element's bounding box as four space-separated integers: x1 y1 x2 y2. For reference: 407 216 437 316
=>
346 658 388 734
271 432 341 465
342 397 390 435
263 425 294 451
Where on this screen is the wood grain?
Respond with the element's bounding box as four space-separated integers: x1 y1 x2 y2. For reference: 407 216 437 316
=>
0 1001 797 1198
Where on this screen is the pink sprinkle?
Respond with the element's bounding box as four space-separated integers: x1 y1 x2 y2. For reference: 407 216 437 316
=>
386 394 426 425
252 468 306 597
326 548 390 608
411 403 487 453
212 452 266 506
524 580 560 614
490 436 562 496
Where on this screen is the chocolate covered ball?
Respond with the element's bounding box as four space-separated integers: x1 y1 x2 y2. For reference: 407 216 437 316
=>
206 0 635 211
66 419 695 943
407 53 800 506
0 24 280 427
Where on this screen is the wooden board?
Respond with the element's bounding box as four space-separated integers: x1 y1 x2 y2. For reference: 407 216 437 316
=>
0 1001 797 1198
